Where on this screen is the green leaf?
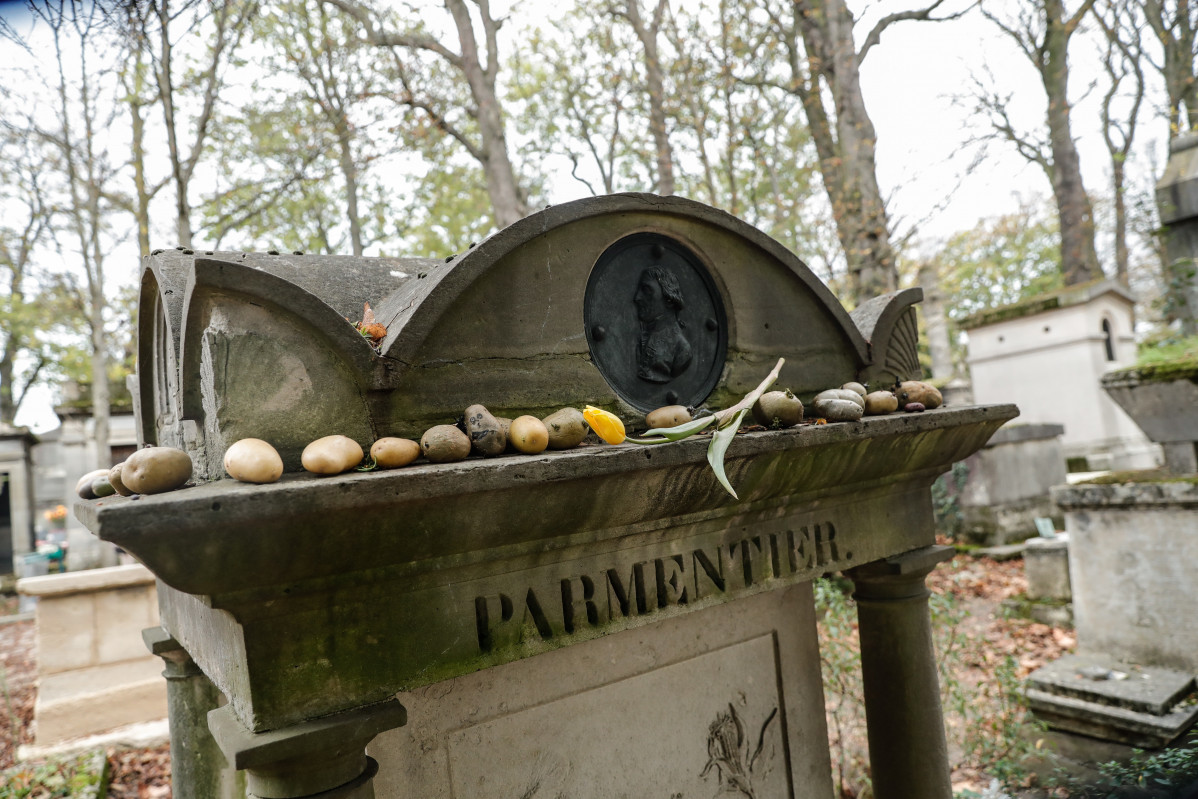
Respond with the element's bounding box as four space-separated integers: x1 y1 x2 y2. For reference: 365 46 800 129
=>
707 408 748 499
643 415 715 440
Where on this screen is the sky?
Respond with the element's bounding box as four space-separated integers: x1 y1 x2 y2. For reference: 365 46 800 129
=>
5 0 1174 434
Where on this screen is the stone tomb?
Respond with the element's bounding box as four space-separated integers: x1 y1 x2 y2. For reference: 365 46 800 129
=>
76 195 1016 799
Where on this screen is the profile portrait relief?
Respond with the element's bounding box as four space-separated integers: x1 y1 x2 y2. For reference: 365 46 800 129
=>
634 266 693 383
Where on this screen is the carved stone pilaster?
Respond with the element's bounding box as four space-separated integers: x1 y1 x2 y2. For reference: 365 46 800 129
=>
847 545 955 799
207 699 406 799
144 627 244 799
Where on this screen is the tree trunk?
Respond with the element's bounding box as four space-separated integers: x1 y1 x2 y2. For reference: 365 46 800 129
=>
337 124 363 256
1042 0 1101 285
445 0 527 227
1144 0 1197 144
918 262 954 379
791 0 898 302
622 0 675 195
0 271 19 425
130 63 153 259
1112 157 1128 283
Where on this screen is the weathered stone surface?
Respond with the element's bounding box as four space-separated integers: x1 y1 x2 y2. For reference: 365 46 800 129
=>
371 586 829 799
962 280 1159 471
1053 481 1198 672
77 405 1015 732
1024 536 1071 601
1027 653 1198 748
955 424 1067 545
1029 653 1195 714
17 564 166 746
137 196 951 482
1102 375 1198 444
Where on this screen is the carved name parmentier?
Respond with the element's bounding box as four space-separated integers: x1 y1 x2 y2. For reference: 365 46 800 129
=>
474 521 849 653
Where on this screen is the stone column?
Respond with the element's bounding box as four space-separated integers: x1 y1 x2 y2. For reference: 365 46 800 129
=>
847 545 955 799
1156 131 1198 336
144 627 244 799
208 698 407 799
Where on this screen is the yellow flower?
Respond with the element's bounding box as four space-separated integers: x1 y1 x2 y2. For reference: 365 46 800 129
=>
583 405 626 445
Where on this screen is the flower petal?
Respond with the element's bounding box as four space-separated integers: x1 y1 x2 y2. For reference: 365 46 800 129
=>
583 405 626 445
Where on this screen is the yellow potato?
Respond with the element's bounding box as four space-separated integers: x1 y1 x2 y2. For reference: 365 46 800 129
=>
421 425 471 463
224 438 285 483
75 469 109 499
542 407 588 449
645 405 692 430
752 390 804 427
465 404 506 456
371 437 421 469
301 435 364 475
863 391 899 415
898 381 943 409
107 463 134 496
122 447 194 494
509 415 549 454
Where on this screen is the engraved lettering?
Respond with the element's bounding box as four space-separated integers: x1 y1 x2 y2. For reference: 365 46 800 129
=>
473 520 844 652
474 593 514 653
606 563 648 618
655 554 689 608
561 575 601 633
815 522 840 566
768 533 784 578
722 538 750 591
522 587 555 640
787 527 815 572
743 536 771 583
692 548 724 597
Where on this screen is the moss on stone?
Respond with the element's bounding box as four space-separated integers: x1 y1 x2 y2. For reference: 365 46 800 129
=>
1077 468 1198 485
1103 356 1198 386
957 277 1114 330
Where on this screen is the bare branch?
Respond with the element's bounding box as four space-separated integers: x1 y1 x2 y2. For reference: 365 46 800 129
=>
858 0 977 64
321 0 464 67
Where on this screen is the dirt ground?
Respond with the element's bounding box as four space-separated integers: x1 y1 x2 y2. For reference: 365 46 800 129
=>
0 553 1080 798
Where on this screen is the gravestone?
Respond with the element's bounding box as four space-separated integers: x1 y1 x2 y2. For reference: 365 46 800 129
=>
960 280 1158 472
76 194 1016 799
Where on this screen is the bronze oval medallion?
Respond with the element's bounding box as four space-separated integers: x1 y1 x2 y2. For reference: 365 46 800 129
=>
584 233 727 413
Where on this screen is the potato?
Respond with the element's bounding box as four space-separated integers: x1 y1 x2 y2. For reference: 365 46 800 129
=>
495 417 514 446
464 404 506 456
645 405 691 430
898 381 943 409
814 388 865 408
863 391 899 416
421 425 471 463
91 477 116 498
371 437 421 469
841 381 867 397
752 390 804 427
301 435 364 475
812 398 864 422
543 407 588 449
509 415 549 454
122 447 194 495
75 469 109 499
107 463 134 496
225 438 285 483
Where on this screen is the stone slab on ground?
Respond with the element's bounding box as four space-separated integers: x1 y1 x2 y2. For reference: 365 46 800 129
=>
1027 653 1198 748
972 542 1026 561
35 657 167 746
1029 653 1196 714
1026 688 1198 749
18 719 169 763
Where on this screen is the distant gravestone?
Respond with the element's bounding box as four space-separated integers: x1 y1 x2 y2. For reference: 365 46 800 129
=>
79 195 1015 799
